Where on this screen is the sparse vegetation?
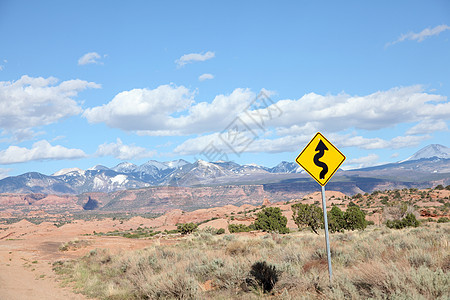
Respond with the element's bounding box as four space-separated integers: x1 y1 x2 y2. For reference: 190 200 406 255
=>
59 239 91 251
228 223 255 233
177 222 198 234
53 223 450 299
292 202 369 234
386 213 420 229
2 186 449 298
92 227 161 239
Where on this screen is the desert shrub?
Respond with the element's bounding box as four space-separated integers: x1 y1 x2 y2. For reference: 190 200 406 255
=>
348 201 357 207
383 202 414 221
216 228 225 234
403 213 420 227
139 272 199 299
59 239 90 251
327 206 345 233
435 184 444 190
386 213 420 229
225 240 251 256
164 229 179 234
408 250 433 268
254 207 289 234
291 203 323 234
437 217 449 223
344 205 367 231
386 219 404 229
249 261 280 293
353 193 363 199
200 226 225 235
177 223 198 234
228 223 254 233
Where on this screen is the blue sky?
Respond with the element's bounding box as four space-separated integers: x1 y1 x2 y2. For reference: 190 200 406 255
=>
0 0 449 177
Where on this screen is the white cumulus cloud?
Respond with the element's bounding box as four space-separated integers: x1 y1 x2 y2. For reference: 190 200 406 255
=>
386 24 450 47
0 140 87 164
406 119 448 135
176 51 215 67
78 52 103 65
84 86 254 136
84 84 448 156
0 75 100 140
248 86 448 134
96 138 156 160
199 73 214 81
84 84 194 132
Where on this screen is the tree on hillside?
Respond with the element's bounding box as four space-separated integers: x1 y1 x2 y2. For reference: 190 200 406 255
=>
343 205 367 231
254 207 289 234
291 203 323 234
327 206 345 233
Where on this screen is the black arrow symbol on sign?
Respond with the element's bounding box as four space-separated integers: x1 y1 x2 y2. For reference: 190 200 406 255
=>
314 140 329 179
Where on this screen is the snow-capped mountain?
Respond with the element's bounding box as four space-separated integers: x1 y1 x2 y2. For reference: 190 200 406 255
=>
52 168 85 176
137 160 170 173
269 161 304 174
165 159 190 169
212 161 269 174
88 165 110 171
112 162 138 173
210 161 242 172
163 160 234 186
402 144 450 162
0 144 448 194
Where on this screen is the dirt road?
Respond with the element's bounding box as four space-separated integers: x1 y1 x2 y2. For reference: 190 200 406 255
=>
0 237 86 300
0 220 157 300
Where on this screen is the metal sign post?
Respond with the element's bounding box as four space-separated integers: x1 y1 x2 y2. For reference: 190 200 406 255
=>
295 132 345 286
321 185 332 284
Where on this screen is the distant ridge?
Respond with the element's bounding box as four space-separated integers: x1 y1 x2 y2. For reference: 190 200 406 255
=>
0 144 448 195
52 168 85 176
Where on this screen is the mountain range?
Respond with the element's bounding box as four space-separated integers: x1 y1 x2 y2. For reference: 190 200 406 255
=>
0 144 449 195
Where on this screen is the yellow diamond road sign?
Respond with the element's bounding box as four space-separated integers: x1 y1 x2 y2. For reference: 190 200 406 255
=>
296 132 346 186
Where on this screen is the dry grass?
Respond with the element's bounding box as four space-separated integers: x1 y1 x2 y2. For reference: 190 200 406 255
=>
53 223 449 299
58 239 91 251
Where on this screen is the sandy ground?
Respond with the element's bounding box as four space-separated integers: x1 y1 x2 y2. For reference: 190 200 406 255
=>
0 234 88 299
0 221 158 300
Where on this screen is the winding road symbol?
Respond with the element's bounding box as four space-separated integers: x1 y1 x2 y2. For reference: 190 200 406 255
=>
295 132 346 186
314 140 328 179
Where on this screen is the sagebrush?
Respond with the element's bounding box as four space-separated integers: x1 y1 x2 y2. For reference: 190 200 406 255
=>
54 223 449 299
